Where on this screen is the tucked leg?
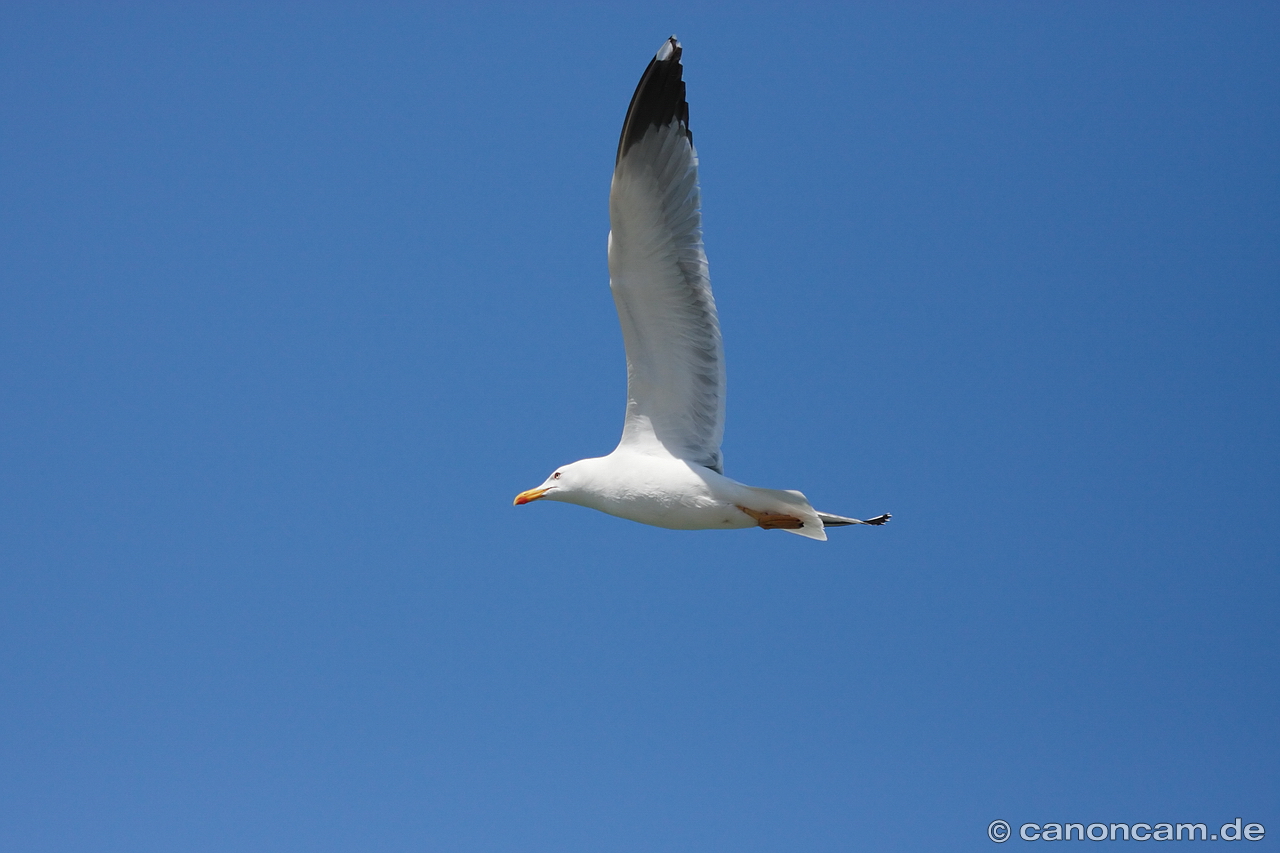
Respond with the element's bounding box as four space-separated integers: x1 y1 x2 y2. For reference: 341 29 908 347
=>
736 505 806 530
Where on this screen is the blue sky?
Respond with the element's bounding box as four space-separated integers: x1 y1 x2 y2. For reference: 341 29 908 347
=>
1 3 1276 851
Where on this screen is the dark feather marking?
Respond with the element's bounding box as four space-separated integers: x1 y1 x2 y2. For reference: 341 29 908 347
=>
617 37 692 164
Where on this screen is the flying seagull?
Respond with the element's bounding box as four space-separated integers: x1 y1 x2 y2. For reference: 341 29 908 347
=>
514 37 889 540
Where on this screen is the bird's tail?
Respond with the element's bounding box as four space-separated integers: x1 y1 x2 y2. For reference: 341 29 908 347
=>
734 486 828 541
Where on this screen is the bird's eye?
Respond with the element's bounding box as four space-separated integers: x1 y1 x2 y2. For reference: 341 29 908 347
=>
552 472 561 479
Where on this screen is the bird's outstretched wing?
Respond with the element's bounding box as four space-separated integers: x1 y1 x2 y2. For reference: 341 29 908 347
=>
608 37 726 473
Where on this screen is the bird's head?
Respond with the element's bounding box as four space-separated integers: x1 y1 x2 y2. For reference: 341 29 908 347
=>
513 459 595 506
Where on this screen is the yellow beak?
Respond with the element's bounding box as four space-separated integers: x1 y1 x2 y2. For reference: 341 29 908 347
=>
513 487 549 506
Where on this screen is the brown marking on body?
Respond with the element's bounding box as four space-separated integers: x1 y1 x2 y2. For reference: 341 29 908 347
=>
736 505 806 530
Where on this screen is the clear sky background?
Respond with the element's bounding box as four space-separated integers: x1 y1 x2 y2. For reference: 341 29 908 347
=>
1 3 1276 851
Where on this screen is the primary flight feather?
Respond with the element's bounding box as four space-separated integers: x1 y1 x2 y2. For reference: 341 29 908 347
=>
514 37 889 541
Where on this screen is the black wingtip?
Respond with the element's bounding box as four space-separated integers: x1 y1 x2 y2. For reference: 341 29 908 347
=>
616 37 692 165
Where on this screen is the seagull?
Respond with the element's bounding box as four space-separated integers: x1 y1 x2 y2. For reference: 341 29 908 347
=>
514 37 889 541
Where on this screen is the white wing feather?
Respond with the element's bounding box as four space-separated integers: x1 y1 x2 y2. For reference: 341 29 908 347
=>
608 63 725 472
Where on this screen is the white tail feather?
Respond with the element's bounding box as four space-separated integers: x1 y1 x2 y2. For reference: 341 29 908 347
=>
737 486 827 541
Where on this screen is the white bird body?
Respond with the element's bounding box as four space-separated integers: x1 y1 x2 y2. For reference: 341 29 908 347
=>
515 38 889 541
528 449 828 540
